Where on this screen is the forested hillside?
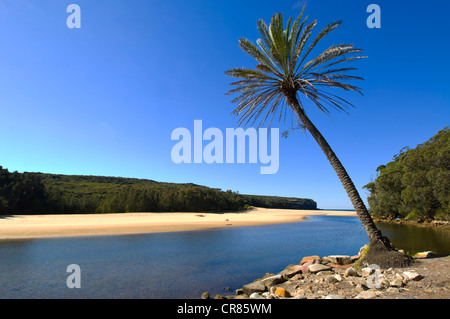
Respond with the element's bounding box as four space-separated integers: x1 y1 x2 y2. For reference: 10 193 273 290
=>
240 194 317 210
364 127 449 221
0 168 316 214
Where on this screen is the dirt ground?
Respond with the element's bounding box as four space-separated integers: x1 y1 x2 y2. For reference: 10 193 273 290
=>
377 256 449 299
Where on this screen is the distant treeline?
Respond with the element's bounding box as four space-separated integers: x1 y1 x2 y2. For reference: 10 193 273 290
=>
0 169 316 214
364 127 449 221
240 194 317 210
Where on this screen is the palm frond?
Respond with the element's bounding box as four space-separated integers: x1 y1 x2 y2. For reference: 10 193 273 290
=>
225 7 366 128
238 39 282 77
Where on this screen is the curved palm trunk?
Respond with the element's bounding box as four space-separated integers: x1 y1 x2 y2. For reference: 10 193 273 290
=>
288 96 393 249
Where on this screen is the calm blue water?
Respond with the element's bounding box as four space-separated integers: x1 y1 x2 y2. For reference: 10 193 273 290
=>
0 216 368 299
2 215 448 299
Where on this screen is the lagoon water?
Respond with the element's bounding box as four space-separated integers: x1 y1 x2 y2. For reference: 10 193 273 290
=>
0 215 448 299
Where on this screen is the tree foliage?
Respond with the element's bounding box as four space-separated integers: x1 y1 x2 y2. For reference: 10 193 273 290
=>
0 168 316 214
364 127 449 221
225 8 366 129
0 168 48 213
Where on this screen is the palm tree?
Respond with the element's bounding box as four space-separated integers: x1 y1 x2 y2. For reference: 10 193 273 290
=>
225 8 410 267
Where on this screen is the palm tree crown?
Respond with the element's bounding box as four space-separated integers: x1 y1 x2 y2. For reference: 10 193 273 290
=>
225 8 366 128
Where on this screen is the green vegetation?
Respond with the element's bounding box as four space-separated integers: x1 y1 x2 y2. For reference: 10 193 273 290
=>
364 127 449 221
0 167 316 214
240 194 316 210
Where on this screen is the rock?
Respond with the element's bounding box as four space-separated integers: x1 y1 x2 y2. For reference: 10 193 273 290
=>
386 287 400 294
299 264 310 274
214 294 225 299
263 292 277 299
269 286 277 294
344 267 359 277
201 292 210 299
349 277 368 286
291 274 303 280
355 290 377 299
261 272 277 278
380 278 390 289
361 267 375 277
395 273 405 281
403 271 423 281
326 255 352 265
432 220 450 226
316 270 335 276
274 287 290 298
385 268 394 274
334 274 344 282
415 251 434 258
249 292 265 299
235 288 244 295
308 264 332 273
291 293 307 299
389 279 404 287
325 294 346 299
324 275 339 284
279 265 303 279
300 255 321 265
242 281 266 296
355 283 368 292
260 274 285 287
299 259 315 274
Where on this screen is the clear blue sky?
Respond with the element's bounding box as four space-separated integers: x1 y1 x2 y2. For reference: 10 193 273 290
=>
0 0 448 209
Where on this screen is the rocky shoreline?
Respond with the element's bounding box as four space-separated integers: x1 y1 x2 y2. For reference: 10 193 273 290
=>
374 217 450 229
206 246 449 300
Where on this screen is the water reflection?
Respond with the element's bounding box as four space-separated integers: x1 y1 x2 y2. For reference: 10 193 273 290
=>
376 222 450 255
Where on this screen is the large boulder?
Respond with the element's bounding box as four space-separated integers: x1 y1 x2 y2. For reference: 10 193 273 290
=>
274 287 290 298
355 290 377 299
242 281 266 296
279 265 303 279
344 267 359 277
403 271 423 281
325 255 352 265
300 255 321 265
260 274 285 287
308 264 332 273
299 259 315 274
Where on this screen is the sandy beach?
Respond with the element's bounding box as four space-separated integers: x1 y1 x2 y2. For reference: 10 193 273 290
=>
0 207 356 240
